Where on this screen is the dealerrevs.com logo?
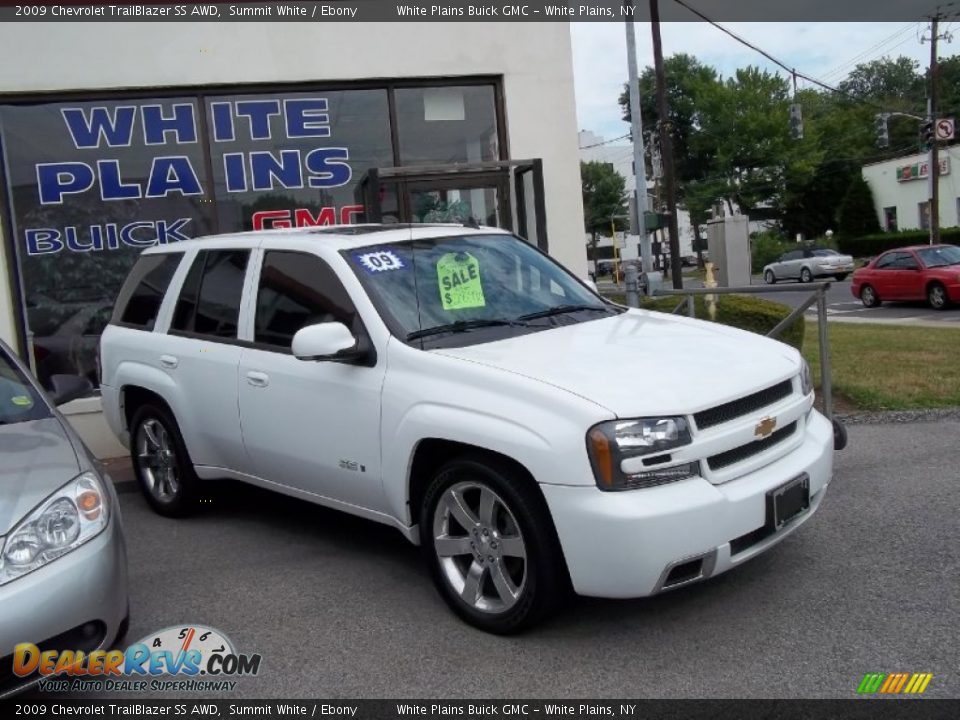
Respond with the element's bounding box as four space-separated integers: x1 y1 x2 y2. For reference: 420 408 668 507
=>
14 624 261 693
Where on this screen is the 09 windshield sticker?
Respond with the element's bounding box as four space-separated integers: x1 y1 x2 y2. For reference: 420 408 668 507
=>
352 249 406 274
437 252 485 311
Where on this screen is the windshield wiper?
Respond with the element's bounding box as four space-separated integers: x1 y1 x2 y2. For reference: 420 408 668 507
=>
406 319 526 341
516 305 611 322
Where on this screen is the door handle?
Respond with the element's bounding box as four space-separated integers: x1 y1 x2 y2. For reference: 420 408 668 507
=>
160 355 179 369
246 371 270 388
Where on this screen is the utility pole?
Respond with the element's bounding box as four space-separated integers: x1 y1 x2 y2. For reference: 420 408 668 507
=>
649 0 683 289
623 1 653 277
928 13 940 245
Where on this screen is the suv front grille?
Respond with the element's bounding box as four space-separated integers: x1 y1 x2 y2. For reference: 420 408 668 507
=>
694 379 793 430
707 421 798 471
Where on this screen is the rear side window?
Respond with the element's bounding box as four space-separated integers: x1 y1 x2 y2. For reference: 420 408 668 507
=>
171 249 250 338
254 251 358 349
111 253 183 329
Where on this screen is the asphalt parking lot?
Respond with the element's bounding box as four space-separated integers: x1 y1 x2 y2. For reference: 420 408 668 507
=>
36 419 960 700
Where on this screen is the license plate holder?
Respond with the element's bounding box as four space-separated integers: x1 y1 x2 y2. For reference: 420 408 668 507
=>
768 473 810 530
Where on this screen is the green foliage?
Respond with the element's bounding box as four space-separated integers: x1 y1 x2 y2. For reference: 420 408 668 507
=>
837 175 882 238
837 227 960 257
581 161 627 237
615 53 956 240
637 294 804 352
750 231 791 274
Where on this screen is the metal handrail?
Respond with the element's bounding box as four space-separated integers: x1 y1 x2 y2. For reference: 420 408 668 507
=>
651 282 845 449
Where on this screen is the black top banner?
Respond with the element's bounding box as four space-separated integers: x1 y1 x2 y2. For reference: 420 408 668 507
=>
2 700 960 720
0 0 941 22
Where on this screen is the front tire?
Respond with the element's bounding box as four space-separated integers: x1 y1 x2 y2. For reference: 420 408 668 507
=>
860 284 881 308
800 267 813 283
420 454 566 634
764 270 776 285
130 403 199 517
928 282 950 310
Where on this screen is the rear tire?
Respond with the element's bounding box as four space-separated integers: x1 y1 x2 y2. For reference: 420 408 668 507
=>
130 403 199 517
420 454 566 634
800 267 813 283
860 284 880 308
928 282 950 310
764 270 776 285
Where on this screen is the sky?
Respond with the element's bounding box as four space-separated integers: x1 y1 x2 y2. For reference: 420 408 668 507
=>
571 21 947 142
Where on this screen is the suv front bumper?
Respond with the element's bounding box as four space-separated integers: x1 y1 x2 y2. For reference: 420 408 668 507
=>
542 410 834 598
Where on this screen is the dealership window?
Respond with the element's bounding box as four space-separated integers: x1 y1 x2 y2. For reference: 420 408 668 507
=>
883 206 898 232
206 89 393 233
0 79 505 389
394 85 499 166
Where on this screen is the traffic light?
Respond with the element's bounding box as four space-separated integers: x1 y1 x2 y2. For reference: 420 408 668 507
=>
921 118 934 149
789 103 804 140
874 114 889 148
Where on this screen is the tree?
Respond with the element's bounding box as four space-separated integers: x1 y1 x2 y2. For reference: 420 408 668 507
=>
837 174 881 237
580 161 627 268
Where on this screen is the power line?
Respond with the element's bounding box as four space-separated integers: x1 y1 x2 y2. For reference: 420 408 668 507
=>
579 133 631 150
820 22 923 81
670 0 907 112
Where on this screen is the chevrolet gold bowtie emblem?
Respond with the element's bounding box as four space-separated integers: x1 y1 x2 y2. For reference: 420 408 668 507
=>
755 416 777 439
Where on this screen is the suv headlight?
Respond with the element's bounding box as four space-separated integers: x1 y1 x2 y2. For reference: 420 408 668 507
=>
587 417 698 491
800 359 814 397
0 472 109 586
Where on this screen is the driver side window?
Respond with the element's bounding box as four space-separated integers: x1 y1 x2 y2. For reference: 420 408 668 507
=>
254 251 359 350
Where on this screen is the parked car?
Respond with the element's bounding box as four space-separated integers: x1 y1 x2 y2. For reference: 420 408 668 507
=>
764 247 854 284
851 244 960 310
100 225 833 634
0 339 128 696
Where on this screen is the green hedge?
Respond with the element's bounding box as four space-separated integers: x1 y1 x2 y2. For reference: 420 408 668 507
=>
837 227 960 257
634 294 805 351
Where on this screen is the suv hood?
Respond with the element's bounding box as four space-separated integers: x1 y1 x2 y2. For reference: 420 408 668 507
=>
0 417 80 536
434 310 801 417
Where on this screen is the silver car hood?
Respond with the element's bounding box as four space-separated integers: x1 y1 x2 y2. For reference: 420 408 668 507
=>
0 417 80 536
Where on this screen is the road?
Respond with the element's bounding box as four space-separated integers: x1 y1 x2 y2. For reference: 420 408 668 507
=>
35 420 960 699
599 276 960 326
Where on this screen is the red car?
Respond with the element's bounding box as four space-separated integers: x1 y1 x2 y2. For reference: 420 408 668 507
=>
851 244 960 310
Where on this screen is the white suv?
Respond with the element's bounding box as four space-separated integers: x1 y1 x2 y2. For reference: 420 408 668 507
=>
100 225 834 633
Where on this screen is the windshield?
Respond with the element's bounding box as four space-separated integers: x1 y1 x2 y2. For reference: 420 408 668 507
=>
917 245 960 268
345 234 619 348
0 346 51 425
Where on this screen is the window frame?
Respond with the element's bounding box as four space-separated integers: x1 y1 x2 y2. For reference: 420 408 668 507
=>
168 248 253 342
251 249 366 354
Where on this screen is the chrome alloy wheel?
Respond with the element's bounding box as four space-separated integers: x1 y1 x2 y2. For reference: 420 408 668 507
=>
432 481 528 613
136 418 180 501
929 284 947 309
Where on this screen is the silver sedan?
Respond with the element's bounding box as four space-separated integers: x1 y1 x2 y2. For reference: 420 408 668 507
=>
764 248 854 284
0 339 128 697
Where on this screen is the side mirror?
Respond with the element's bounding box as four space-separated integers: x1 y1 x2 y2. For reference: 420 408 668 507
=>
292 322 359 362
48 374 93 406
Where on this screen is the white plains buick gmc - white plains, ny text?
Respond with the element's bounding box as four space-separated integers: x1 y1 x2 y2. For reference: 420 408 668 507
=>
100 225 833 633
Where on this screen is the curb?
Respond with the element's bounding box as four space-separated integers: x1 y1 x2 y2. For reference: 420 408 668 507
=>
836 407 960 425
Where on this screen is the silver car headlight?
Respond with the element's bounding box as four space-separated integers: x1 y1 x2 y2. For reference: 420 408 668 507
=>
0 472 109 586
587 417 698 491
800 359 814 397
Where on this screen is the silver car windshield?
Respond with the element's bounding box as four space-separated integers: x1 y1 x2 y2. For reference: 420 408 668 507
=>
0 346 51 425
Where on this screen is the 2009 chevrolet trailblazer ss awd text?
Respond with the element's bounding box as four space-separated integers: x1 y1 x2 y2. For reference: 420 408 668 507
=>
100 225 833 633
